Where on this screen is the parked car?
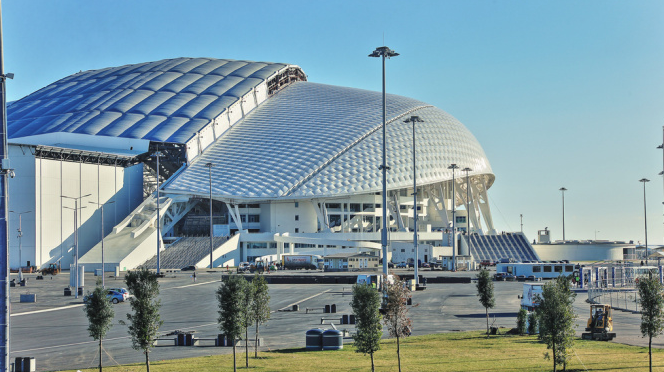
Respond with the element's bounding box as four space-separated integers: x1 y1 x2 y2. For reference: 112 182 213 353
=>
396 262 408 268
83 290 125 304
421 262 430 269
181 265 196 271
504 273 516 281
494 272 508 281
480 260 493 267
516 275 527 282
526 275 538 282
237 262 251 272
107 287 130 301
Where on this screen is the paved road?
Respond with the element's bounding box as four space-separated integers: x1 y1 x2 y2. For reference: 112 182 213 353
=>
8 270 660 371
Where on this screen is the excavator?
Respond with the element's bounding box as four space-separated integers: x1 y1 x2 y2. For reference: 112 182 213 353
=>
582 304 616 341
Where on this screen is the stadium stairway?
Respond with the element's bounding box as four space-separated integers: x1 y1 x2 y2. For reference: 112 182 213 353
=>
465 232 540 263
79 193 194 272
140 235 239 270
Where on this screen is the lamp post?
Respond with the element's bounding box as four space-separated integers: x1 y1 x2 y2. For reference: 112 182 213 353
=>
62 193 91 299
369 46 399 276
89 200 114 288
462 167 472 232
520 214 523 233
595 230 600 241
640 178 650 265
206 162 214 269
559 187 567 241
448 164 459 271
9 210 30 280
152 151 165 275
404 116 423 285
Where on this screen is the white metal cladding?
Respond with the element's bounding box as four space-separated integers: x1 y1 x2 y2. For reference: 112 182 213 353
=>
7 58 299 144
164 81 494 200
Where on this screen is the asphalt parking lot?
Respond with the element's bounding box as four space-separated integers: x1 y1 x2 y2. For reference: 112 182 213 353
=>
8 268 662 371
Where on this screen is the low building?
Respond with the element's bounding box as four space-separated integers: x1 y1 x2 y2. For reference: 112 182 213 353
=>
324 253 379 272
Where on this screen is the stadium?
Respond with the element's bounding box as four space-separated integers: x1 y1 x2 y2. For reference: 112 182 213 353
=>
5 57 539 273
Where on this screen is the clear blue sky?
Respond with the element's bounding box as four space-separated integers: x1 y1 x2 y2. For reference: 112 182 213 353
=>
3 0 663 244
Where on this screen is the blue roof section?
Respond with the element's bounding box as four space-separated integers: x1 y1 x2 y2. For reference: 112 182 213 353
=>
164 81 494 200
8 58 293 144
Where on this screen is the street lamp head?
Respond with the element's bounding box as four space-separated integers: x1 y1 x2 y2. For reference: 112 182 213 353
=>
462 167 472 172
205 162 214 168
368 46 399 58
640 178 650 183
447 164 459 170
403 116 423 124
559 187 567 192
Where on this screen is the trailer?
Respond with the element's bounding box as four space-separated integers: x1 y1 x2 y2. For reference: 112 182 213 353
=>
281 255 323 270
520 283 543 311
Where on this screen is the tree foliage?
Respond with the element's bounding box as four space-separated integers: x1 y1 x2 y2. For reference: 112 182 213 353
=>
84 279 115 372
351 283 383 372
249 274 271 359
123 268 163 372
536 276 576 372
475 268 495 335
218 275 249 372
527 311 538 336
382 276 411 372
637 273 664 372
516 308 528 336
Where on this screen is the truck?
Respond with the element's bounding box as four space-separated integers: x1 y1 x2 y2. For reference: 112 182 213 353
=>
281 255 323 270
520 283 543 311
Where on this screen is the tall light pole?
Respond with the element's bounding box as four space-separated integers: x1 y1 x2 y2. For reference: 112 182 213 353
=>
405 116 423 285
0 3 15 369
640 178 650 265
206 162 214 269
520 214 523 233
462 167 472 232
9 210 30 280
152 151 165 275
595 230 600 241
89 200 114 288
62 194 91 299
369 46 399 276
559 187 567 241
448 164 459 271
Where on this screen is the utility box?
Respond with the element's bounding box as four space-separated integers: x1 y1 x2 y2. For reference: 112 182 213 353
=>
19 294 36 303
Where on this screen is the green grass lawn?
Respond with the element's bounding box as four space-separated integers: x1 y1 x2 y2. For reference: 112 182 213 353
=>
60 331 663 372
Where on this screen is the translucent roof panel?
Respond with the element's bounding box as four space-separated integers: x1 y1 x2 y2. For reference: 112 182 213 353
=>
164 81 494 200
7 57 293 143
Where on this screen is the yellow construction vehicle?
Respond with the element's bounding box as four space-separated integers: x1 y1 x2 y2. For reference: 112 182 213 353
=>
582 304 616 341
41 263 60 276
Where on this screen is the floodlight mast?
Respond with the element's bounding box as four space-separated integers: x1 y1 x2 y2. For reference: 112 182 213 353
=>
206 162 214 269
369 46 398 277
448 164 459 271
405 116 423 285
0 2 10 369
640 178 650 265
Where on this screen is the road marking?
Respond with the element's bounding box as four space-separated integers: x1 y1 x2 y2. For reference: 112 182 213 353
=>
11 304 84 317
169 280 219 290
274 289 332 313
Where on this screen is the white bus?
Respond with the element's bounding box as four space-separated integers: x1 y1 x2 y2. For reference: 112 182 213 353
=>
496 262 577 280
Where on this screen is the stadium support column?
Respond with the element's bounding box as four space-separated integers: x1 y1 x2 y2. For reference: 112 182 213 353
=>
206 162 214 269
448 164 459 271
405 116 423 286
152 150 165 275
369 46 399 277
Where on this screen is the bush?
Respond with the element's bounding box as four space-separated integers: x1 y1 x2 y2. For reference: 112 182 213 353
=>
527 312 538 335
516 308 528 335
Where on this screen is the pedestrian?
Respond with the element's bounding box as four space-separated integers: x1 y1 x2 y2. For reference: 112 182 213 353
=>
192 271 197 283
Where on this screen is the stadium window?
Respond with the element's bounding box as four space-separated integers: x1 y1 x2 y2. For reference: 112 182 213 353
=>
401 249 405 252
456 216 467 223
565 265 574 272
400 205 407 210
543 266 552 272
350 203 361 212
295 215 299 221
554 265 563 273
295 228 299 233
294 202 299 208
532 266 541 273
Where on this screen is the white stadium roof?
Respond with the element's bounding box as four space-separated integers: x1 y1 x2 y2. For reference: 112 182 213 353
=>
8 57 300 144
163 81 494 201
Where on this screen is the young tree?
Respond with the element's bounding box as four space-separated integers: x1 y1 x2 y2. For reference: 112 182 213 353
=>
536 276 576 372
123 268 163 372
637 273 664 372
475 268 495 335
382 276 411 372
249 274 271 359
241 278 254 368
217 275 249 372
84 279 115 372
516 308 527 335
527 311 538 336
351 283 383 372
